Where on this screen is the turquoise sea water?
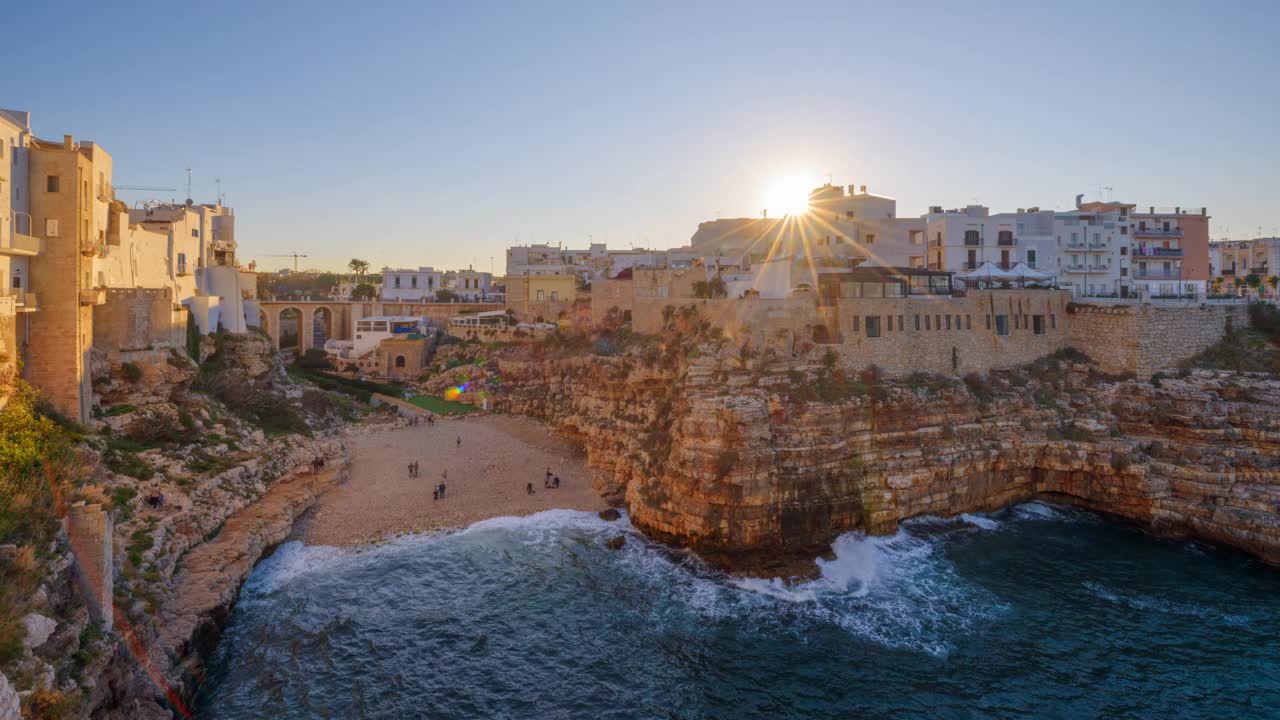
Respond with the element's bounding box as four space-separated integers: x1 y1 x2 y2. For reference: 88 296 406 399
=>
196 503 1280 719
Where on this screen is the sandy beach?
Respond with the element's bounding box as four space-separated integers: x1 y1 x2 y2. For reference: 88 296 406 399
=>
299 414 609 545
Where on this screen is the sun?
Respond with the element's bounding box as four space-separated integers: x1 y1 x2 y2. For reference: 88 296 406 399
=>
762 175 813 217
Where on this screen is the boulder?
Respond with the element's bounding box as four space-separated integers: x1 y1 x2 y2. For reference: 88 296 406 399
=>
605 536 626 551
598 508 621 522
0 672 18 720
21 614 57 650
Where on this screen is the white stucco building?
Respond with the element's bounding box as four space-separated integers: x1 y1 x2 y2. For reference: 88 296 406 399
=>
382 266 443 301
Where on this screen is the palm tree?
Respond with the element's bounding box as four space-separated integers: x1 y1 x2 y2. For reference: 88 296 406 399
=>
348 258 369 280
1245 273 1262 296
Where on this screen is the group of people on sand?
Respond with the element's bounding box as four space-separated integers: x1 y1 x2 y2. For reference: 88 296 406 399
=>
527 466 561 495
406 413 435 427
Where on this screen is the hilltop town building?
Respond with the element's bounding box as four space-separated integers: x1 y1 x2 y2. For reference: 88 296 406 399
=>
382 267 443 302
0 109 37 374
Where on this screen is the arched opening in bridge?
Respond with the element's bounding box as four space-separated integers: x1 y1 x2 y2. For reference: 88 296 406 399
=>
279 307 302 352
395 355 406 369
312 307 333 349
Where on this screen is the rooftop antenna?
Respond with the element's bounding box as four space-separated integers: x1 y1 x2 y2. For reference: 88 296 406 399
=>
215 177 223 205
1102 186 1114 201
185 167 193 203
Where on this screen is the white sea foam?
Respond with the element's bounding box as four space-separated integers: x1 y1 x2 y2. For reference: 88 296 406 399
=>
959 512 1000 530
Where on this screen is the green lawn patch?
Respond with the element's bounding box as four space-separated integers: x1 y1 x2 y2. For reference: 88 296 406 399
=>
406 394 473 415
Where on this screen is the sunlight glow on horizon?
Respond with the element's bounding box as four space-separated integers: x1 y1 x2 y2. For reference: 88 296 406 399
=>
761 175 816 218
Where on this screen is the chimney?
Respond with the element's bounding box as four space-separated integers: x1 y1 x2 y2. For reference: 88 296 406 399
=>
1149 206 1155 214
1175 206 1181 215
1201 207 1206 216
1075 194 1084 209
63 134 74 150
860 185 868 194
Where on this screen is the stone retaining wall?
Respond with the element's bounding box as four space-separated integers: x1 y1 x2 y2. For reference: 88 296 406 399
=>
1067 302 1248 377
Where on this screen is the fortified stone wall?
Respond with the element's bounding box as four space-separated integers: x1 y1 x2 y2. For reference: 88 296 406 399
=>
92 287 185 353
1066 302 1247 377
831 290 1070 376
632 290 1072 377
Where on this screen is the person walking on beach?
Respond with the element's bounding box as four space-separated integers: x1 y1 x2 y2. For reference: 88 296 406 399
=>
553 475 560 489
545 467 553 488
456 434 462 448
526 482 535 495
439 482 447 498
432 488 438 501
408 462 415 478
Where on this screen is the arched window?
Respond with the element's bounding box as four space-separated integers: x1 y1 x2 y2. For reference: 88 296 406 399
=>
395 355 406 368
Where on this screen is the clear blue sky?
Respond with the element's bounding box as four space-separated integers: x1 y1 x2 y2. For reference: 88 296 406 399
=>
6 0 1277 273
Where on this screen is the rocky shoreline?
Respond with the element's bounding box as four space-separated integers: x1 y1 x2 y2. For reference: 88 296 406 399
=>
461 338 1280 577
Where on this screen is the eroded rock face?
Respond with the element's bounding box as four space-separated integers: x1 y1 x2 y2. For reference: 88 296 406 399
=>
492 348 1280 575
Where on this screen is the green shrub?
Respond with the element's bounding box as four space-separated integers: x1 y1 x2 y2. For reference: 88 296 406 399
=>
121 362 143 383
294 348 332 370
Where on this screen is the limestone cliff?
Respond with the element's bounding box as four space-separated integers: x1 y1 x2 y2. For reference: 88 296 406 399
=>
481 337 1280 576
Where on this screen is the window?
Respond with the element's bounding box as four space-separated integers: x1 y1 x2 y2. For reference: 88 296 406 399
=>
985 314 991 330
964 230 980 245
550 291 559 301
852 316 860 333
914 314 921 331
536 290 545 301
395 355 406 368
965 315 971 330
1120 226 1128 235
935 314 941 331
1027 249 1037 267
998 230 1013 244
411 276 418 288
1050 314 1056 329
866 233 876 244
394 276 401 288
925 315 931 331
995 315 1009 336
898 315 904 331
46 175 60 192
1014 314 1020 329
955 314 961 329
177 253 187 274
45 218 59 237
946 315 951 330
885 315 893 333
865 316 881 338
1033 315 1045 335
1121 246 1128 255
192 228 199 238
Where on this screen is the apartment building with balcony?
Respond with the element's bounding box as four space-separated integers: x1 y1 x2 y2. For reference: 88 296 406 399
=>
925 204 1056 276
24 132 113 421
450 267 494 301
1127 206 1210 297
1212 237 1279 288
805 184 928 269
0 109 38 372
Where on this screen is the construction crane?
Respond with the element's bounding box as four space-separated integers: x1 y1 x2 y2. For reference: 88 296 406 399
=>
265 253 310 272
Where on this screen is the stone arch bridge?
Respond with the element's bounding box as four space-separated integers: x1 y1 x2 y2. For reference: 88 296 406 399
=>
256 300 504 352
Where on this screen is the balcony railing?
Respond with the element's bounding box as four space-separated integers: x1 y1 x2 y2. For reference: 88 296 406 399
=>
1064 264 1087 272
0 230 41 256
1220 269 1236 276
1087 265 1111 273
1251 266 1270 275
1133 269 1180 280
1135 247 1184 258
997 237 1016 246
963 238 982 247
1134 227 1184 238
1065 241 1087 250
1087 242 1108 250
1 289 38 312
